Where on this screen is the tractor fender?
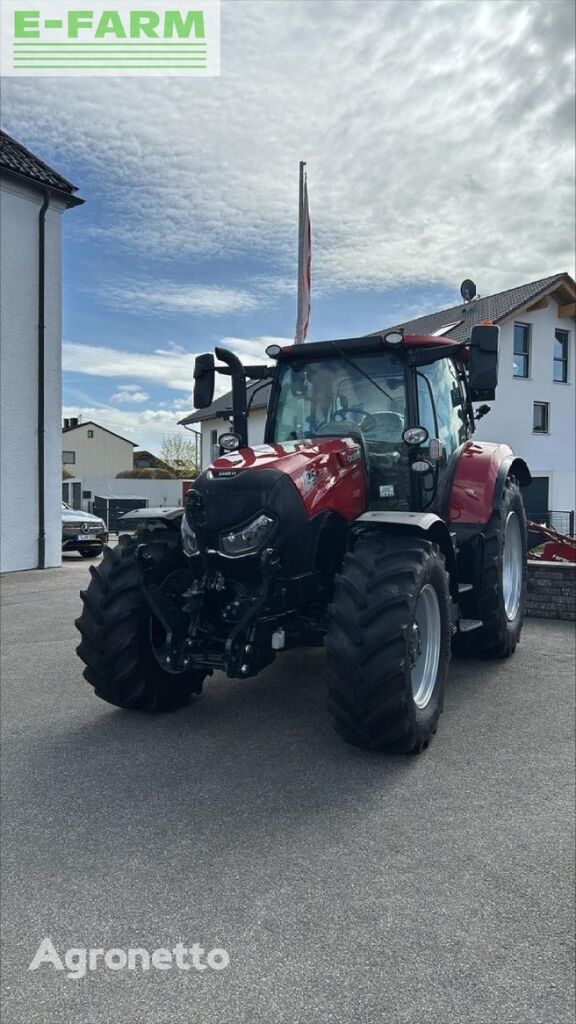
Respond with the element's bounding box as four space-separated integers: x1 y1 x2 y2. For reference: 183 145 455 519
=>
447 442 531 525
352 511 459 599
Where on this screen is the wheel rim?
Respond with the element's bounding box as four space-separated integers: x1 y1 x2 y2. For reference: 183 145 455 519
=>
503 511 523 621
410 584 441 709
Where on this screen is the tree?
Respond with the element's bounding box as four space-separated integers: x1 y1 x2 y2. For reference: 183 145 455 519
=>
159 435 199 478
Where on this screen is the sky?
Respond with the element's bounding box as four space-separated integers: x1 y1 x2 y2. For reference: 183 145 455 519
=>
2 0 575 454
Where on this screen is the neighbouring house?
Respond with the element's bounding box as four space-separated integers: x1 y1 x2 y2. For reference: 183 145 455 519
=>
62 419 136 479
0 130 84 573
180 273 575 524
381 272 576 525
179 379 272 470
133 449 174 473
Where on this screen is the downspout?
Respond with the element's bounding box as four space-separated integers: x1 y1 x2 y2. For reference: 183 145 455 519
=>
37 188 50 568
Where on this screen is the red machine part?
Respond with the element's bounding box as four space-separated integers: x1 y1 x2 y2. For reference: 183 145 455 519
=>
210 438 367 522
527 521 576 563
448 441 520 524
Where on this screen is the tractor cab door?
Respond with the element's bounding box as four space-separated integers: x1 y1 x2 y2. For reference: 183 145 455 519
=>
415 358 469 509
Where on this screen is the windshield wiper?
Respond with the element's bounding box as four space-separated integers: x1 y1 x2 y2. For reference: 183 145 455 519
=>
328 341 395 402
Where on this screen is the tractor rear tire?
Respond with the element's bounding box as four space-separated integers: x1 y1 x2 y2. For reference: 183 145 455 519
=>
75 530 206 711
325 535 451 754
455 476 527 658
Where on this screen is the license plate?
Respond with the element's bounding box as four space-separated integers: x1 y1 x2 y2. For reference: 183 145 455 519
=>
77 533 92 542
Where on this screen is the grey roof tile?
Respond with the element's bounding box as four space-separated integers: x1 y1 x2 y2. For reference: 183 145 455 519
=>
0 129 78 194
381 273 571 342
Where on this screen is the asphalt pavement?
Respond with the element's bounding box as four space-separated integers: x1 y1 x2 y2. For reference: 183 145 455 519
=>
1 555 574 1024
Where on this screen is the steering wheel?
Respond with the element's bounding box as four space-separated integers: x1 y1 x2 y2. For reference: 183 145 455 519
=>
367 411 404 441
332 407 379 433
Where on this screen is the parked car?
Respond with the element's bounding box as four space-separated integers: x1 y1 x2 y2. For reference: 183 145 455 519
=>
62 502 108 558
117 506 183 536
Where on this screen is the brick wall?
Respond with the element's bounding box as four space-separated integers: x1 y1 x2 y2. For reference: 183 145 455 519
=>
526 560 576 621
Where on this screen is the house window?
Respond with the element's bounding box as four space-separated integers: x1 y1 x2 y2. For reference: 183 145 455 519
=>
533 402 549 434
513 323 530 378
554 329 569 382
63 450 76 464
87 429 94 438
210 429 218 446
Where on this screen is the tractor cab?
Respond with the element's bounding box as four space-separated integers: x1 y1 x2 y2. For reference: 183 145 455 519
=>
265 335 475 512
192 326 497 515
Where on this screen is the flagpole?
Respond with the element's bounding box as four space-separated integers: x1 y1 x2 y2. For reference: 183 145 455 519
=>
295 160 306 344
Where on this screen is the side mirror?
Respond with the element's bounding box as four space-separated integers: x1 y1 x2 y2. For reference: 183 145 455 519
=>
193 353 215 409
469 324 499 401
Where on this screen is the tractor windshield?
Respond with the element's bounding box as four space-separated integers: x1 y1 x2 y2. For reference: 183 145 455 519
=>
271 350 411 509
272 350 406 445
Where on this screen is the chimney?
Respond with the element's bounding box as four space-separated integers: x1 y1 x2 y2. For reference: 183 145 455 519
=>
63 418 70 429
70 417 79 428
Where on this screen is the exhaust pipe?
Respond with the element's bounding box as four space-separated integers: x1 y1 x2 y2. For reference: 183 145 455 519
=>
215 347 248 447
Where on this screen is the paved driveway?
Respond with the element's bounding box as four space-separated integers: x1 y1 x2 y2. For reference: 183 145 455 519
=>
1 560 574 1024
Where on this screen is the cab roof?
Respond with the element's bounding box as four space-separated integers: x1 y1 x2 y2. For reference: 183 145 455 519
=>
277 333 462 360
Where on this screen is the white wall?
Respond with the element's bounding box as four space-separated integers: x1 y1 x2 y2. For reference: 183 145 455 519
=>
199 408 267 469
63 422 134 477
475 299 575 512
1 179 66 572
78 476 187 513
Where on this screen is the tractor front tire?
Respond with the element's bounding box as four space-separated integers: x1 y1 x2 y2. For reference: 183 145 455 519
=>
455 476 527 658
325 535 451 754
75 530 206 711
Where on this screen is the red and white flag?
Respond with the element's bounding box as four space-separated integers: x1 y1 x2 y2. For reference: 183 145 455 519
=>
295 162 311 343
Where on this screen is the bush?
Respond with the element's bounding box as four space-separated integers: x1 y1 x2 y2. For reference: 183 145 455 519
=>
116 468 178 479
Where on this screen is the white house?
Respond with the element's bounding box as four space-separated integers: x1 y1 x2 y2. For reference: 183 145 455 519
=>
0 130 84 573
180 380 272 470
62 418 136 479
179 274 575 525
384 272 576 524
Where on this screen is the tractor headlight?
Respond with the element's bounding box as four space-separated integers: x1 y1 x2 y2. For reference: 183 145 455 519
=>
402 426 429 446
181 514 198 557
218 432 241 452
220 514 275 556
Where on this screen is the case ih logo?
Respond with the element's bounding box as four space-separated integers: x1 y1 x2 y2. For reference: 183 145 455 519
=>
0 1 220 76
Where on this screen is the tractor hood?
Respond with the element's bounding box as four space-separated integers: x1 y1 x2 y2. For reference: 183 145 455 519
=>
210 437 358 472
186 437 367 575
208 438 365 519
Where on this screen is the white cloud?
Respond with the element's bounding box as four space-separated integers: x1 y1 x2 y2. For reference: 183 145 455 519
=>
3 0 574 296
103 282 262 316
110 384 150 403
63 336 289 390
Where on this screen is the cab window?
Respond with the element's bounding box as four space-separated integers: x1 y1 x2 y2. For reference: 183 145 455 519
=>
418 359 467 456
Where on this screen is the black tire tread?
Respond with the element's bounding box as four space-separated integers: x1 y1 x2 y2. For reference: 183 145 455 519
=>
325 534 451 754
75 530 204 711
455 477 527 658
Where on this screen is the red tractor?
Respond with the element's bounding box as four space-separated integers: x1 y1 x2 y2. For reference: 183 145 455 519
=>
76 322 530 753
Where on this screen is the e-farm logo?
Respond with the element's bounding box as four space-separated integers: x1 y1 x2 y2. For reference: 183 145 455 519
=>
0 1 220 76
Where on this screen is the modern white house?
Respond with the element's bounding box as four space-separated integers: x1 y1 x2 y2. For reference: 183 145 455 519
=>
62 418 136 479
181 274 575 525
180 380 272 470
384 272 576 525
0 130 84 573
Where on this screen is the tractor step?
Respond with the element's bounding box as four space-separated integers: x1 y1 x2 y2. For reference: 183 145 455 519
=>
458 582 474 594
458 617 483 632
